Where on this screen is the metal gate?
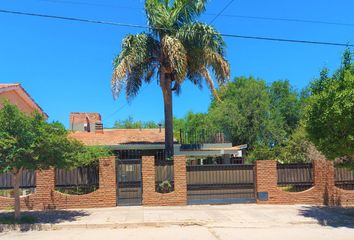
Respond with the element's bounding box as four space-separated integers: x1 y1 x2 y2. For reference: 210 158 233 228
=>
187 164 256 205
116 159 142 206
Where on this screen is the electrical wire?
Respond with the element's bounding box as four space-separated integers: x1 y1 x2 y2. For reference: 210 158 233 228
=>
0 9 352 47
209 0 235 24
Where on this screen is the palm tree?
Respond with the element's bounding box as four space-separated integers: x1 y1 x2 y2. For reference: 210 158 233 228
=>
111 0 230 158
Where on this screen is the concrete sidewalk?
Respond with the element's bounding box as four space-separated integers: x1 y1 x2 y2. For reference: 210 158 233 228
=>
1 204 353 231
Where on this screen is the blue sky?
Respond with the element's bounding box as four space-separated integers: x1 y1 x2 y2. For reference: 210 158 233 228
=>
0 0 353 128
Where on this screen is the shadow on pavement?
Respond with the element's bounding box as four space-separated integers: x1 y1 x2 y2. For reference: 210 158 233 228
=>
299 206 354 228
0 210 90 232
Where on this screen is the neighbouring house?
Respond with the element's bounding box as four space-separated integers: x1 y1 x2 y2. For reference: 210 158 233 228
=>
69 112 247 164
0 83 47 118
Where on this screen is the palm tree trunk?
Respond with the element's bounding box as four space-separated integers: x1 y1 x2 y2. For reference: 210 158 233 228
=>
13 168 22 220
160 72 174 158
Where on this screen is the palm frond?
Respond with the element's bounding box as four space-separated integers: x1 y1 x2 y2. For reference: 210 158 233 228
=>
161 35 187 83
111 33 160 100
176 22 226 55
145 0 171 35
204 48 230 85
170 0 207 26
200 67 221 101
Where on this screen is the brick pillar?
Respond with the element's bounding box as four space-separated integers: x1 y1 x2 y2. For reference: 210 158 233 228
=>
142 156 155 204
142 155 187 206
173 155 187 205
255 160 277 202
98 156 117 207
34 168 55 210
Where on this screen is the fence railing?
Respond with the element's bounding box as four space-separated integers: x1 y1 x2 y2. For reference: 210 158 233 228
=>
179 129 228 145
0 170 36 190
335 167 354 190
55 164 99 195
187 164 255 204
277 163 313 192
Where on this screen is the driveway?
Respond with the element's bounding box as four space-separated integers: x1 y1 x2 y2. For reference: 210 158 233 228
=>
1 204 354 240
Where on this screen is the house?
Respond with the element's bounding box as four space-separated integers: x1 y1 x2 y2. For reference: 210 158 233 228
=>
69 112 247 164
0 83 47 117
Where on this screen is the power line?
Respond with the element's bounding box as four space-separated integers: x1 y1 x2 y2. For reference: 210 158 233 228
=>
209 0 235 24
216 14 354 27
20 0 354 27
0 9 353 47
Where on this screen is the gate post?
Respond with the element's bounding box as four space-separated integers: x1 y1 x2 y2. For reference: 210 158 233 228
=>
98 156 117 207
34 168 55 210
142 155 187 206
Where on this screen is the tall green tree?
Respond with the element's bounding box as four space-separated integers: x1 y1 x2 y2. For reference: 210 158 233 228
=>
269 80 301 135
306 49 354 160
208 76 285 147
111 0 230 157
0 103 108 219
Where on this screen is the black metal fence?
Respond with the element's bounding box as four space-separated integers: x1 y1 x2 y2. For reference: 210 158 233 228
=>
277 163 313 192
179 129 228 145
0 170 36 190
155 159 174 193
116 158 142 206
335 167 354 190
187 164 255 204
116 149 165 160
55 164 99 195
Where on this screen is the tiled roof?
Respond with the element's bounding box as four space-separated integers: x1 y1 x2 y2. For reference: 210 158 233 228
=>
70 128 166 146
0 84 20 89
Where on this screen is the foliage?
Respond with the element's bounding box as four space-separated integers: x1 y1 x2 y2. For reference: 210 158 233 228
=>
208 76 288 147
113 116 161 129
306 49 354 160
269 80 301 135
158 180 172 194
276 125 312 163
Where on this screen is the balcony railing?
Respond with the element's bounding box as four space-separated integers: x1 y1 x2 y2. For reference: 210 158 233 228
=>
178 129 228 145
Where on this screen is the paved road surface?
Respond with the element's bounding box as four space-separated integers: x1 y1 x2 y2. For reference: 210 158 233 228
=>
1 225 354 240
1 204 353 240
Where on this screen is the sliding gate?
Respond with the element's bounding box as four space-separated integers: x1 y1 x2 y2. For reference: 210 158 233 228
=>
116 158 142 206
187 164 256 204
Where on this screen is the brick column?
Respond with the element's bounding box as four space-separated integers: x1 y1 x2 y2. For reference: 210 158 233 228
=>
142 155 187 206
34 168 55 210
255 160 277 203
98 156 117 206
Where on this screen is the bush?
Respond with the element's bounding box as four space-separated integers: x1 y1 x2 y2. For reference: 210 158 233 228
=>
158 180 172 193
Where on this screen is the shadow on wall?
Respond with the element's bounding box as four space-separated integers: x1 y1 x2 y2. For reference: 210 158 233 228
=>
0 210 90 232
299 206 354 228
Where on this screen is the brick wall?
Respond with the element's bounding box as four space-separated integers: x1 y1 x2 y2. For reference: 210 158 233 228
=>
2 156 354 210
142 155 187 206
52 156 116 209
0 156 117 210
255 160 335 205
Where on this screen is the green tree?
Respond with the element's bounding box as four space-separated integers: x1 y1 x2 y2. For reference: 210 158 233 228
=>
113 116 160 129
269 80 301 135
306 49 354 160
111 0 230 157
0 103 108 219
209 76 285 147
